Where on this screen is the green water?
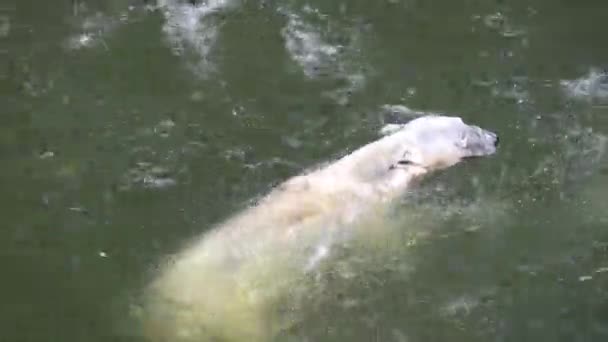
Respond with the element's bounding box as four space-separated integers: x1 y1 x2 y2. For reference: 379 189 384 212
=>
1 0 607 341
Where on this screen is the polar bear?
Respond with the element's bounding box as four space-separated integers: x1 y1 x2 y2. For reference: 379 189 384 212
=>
139 115 499 342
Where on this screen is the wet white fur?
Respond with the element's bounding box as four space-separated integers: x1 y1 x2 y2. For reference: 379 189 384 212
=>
141 115 497 342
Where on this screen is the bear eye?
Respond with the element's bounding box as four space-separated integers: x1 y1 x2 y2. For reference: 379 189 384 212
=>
389 159 413 170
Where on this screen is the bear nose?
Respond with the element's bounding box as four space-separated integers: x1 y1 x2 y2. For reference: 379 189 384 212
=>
483 130 499 148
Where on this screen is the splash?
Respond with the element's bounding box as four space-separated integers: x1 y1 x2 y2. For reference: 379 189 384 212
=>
560 68 608 104
281 10 340 78
157 0 237 77
279 5 367 104
65 11 120 51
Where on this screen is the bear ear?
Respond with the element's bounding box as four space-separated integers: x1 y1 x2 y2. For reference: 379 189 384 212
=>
379 124 406 136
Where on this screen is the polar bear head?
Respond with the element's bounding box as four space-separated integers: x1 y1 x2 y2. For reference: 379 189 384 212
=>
381 115 499 171
330 115 499 188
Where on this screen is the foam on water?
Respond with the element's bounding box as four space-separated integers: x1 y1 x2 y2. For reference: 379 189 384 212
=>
65 10 122 51
560 68 608 104
281 10 339 79
157 0 236 77
279 5 367 104
63 1 369 103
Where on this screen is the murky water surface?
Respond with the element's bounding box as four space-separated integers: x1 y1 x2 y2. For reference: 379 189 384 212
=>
1 0 608 341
